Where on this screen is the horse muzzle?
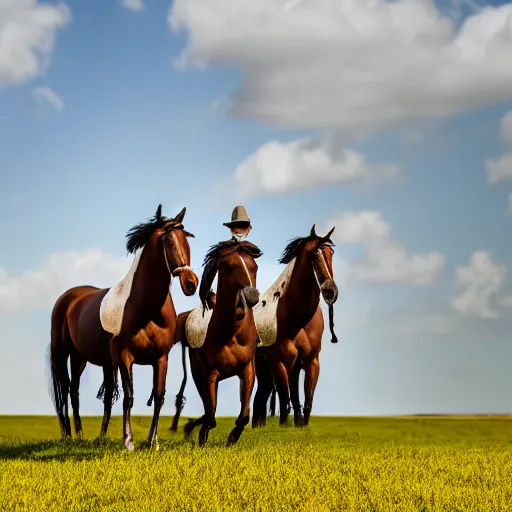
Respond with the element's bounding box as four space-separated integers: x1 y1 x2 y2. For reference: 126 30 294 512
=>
176 268 199 297
242 286 260 309
320 280 338 305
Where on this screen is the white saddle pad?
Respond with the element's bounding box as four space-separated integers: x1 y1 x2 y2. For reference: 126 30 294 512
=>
99 248 143 336
253 259 296 347
185 304 214 349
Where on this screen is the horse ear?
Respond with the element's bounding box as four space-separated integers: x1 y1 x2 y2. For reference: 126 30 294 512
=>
321 226 335 244
310 224 317 238
155 204 162 220
174 207 186 224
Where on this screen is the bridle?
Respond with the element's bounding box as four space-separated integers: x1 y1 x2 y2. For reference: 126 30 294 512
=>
312 245 333 291
162 228 193 281
238 254 254 288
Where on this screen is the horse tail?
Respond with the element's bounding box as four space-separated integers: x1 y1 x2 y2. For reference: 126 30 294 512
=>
96 367 121 406
46 303 71 437
169 311 190 431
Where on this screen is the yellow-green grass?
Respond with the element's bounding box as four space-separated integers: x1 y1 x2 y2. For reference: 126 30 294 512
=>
1 415 512 511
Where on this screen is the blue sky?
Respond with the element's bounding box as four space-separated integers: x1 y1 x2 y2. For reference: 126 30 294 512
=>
1 0 512 422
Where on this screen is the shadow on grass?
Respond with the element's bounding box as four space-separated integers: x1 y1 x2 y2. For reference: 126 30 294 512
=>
0 434 206 462
0 428 255 461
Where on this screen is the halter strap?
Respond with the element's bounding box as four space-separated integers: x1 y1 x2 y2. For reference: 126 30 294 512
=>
312 247 331 290
163 244 173 282
239 254 253 287
163 235 191 282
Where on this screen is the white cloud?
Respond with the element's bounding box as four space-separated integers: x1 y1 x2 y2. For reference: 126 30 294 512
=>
232 137 400 199
326 211 445 285
501 110 512 143
0 0 70 88
451 251 508 319
500 295 512 309
169 0 512 133
486 152 512 183
121 0 144 11
31 86 64 111
0 248 131 317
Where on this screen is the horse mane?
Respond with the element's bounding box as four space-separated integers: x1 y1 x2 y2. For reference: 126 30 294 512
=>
125 205 176 254
279 232 334 264
202 239 263 268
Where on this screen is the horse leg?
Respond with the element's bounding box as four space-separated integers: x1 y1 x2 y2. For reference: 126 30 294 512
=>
183 353 208 439
118 350 135 451
96 366 118 442
303 356 320 426
145 354 168 449
197 372 219 448
228 360 255 446
289 361 304 427
69 352 87 439
272 342 297 426
252 351 274 428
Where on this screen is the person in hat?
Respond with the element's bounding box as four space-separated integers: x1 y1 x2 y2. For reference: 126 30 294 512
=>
223 205 252 242
199 206 253 312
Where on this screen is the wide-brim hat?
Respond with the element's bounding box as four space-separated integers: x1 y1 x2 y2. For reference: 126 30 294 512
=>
223 205 251 228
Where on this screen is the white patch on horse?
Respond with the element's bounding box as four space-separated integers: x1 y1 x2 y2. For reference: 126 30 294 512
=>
99 248 143 336
253 258 296 347
185 305 213 349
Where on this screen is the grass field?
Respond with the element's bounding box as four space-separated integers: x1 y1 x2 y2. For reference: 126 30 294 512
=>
1 415 512 511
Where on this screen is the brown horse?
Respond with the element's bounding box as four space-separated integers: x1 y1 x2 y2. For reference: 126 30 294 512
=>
251 225 338 428
171 240 262 447
47 205 199 450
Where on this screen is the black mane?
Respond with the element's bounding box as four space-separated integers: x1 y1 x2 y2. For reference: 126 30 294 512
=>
125 205 172 254
202 239 263 268
279 232 333 264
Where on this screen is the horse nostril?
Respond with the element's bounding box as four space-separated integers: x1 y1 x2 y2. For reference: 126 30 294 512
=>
186 281 196 294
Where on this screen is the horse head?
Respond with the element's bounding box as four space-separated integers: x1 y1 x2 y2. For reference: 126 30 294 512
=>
158 206 199 297
307 224 338 305
125 204 199 297
215 242 262 319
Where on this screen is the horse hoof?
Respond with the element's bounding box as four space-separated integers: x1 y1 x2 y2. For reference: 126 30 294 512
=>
184 420 195 437
124 439 135 451
142 441 160 451
294 416 305 428
93 436 107 446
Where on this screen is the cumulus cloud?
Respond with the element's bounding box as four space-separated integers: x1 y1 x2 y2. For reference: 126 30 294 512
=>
486 152 512 183
501 110 512 143
500 295 512 309
0 0 70 88
31 86 64 111
169 0 512 133
0 248 131 317
451 251 508 319
121 0 144 11
232 137 400 199
325 211 445 285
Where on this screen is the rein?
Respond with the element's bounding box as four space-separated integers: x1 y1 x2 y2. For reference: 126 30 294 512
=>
312 247 338 344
